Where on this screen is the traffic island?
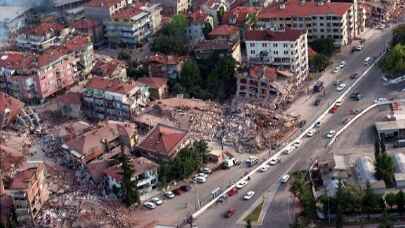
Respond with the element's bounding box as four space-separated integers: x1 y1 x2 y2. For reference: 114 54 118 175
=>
243 200 264 224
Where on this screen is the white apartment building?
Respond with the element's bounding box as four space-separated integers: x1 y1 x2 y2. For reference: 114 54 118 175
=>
245 28 309 84
257 0 365 47
104 4 161 46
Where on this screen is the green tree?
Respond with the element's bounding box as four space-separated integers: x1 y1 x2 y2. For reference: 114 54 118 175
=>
335 180 344 228
117 154 140 207
393 24 405 46
151 15 188 54
362 183 379 219
309 38 336 57
179 60 202 89
378 209 393 228
385 192 397 209
396 190 405 213
375 139 381 158
217 6 225 24
246 220 252 228
118 50 131 61
380 43 405 78
202 22 213 39
309 53 330 72
246 13 257 29
375 154 395 187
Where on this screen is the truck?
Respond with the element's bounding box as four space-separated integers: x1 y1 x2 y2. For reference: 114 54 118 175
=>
223 158 236 169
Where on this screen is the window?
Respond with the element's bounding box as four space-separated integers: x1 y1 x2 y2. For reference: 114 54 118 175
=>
319 16 324 20
320 23 324 26
326 16 331 20
284 50 288 54
250 43 255 47
273 43 278 47
251 50 255 54
273 50 278 55
283 43 288 48
320 29 324 32
262 43 267 47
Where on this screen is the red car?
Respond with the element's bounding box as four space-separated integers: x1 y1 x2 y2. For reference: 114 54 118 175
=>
173 188 182 196
330 106 338 113
227 187 238 197
224 208 236 218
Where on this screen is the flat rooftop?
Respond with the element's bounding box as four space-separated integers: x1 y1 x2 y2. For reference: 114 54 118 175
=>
0 6 31 23
375 120 405 132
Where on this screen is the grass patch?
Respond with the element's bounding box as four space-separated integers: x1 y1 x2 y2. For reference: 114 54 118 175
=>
244 200 264 223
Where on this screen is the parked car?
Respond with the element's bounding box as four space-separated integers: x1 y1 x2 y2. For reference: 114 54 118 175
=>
282 146 294 155
173 188 182 196
339 61 346 68
314 98 322 106
333 67 340 73
143 201 156 209
269 158 280 166
227 187 238 197
326 130 336 138
196 173 208 178
195 176 207 183
280 174 290 183
200 167 212 174
374 97 388 103
350 73 359 79
164 191 175 199
306 129 315 137
314 121 321 128
224 208 236 218
330 105 339 113
151 197 163 206
292 140 301 148
236 180 248 189
259 165 270 172
336 83 346 92
180 185 192 192
350 92 362 101
298 120 306 128
364 57 372 65
243 191 255 200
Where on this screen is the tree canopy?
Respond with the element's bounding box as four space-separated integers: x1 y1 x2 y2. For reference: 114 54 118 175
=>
309 53 330 73
375 153 395 187
151 15 188 54
309 38 336 57
380 43 405 78
115 154 140 207
393 24 405 46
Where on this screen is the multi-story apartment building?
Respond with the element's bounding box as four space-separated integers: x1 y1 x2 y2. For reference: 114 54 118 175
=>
186 9 214 45
0 49 77 103
64 35 94 76
245 28 309 84
104 4 161 46
72 18 104 44
147 53 185 79
84 0 129 23
153 0 188 16
361 0 399 24
257 0 365 47
235 65 293 106
5 161 48 226
0 91 24 129
82 77 149 121
15 22 68 52
104 156 159 200
61 121 138 167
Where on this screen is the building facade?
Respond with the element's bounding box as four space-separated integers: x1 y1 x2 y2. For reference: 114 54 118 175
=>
5 162 48 226
257 0 365 47
245 28 309 84
82 77 149 121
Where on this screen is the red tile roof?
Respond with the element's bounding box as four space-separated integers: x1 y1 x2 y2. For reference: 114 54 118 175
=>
249 65 277 81
245 28 305 41
0 51 36 70
8 164 44 190
64 35 92 53
103 157 159 182
0 92 24 123
148 53 184 65
37 47 68 67
223 6 258 25
190 9 209 23
112 5 144 20
137 77 167 89
92 58 125 77
137 124 188 158
85 77 137 95
258 0 352 19
208 25 239 37
72 19 98 30
0 145 24 173
22 22 65 36
64 121 137 163
86 0 123 8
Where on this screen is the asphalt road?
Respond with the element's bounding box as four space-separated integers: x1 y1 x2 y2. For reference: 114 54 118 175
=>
195 26 397 228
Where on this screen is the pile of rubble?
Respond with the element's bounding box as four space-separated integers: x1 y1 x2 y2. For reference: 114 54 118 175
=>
158 99 299 153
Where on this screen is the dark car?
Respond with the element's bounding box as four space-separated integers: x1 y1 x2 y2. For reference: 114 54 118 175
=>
224 208 236 218
298 120 306 128
350 73 359 79
314 98 322 106
350 92 362 101
180 185 192 192
227 187 238 197
173 188 182 196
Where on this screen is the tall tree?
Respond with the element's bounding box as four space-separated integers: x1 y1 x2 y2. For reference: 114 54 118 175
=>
375 139 381 158
378 209 393 228
362 183 379 219
375 154 395 187
309 38 336 57
179 60 202 90
335 180 344 228
117 154 140 207
385 192 397 209
397 190 405 214
380 43 405 78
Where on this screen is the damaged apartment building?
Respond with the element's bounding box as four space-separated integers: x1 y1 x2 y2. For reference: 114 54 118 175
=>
82 77 150 121
3 161 49 227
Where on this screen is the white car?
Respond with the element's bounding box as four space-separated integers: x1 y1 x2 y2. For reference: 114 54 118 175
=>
335 101 343 107
374 97 388 103
280 174 290 183
196 173 208 178
282 146 294 155
259 165 270 172
292 140 301 148
306 129 315 137
336 83 346 92
195 176 207 183
333 67 340 73
314 121 321 128
164 191 175 199
200 167 212 174
339 61 346 68
151 197 163 206
243 191 255 200
236 180 248 189
143 201 156 209
364 57 372 65
326 130 336 138
269 158 280 166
